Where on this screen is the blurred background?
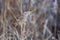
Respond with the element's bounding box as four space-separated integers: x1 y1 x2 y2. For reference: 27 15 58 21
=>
0 0 59 40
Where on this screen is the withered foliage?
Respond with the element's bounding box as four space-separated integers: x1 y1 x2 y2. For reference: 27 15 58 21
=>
0 0 58 40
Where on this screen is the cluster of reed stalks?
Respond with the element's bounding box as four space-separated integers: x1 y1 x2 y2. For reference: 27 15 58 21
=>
0 0 58 40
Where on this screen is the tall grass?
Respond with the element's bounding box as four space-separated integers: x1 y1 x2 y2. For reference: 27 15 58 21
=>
0 0 58 40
